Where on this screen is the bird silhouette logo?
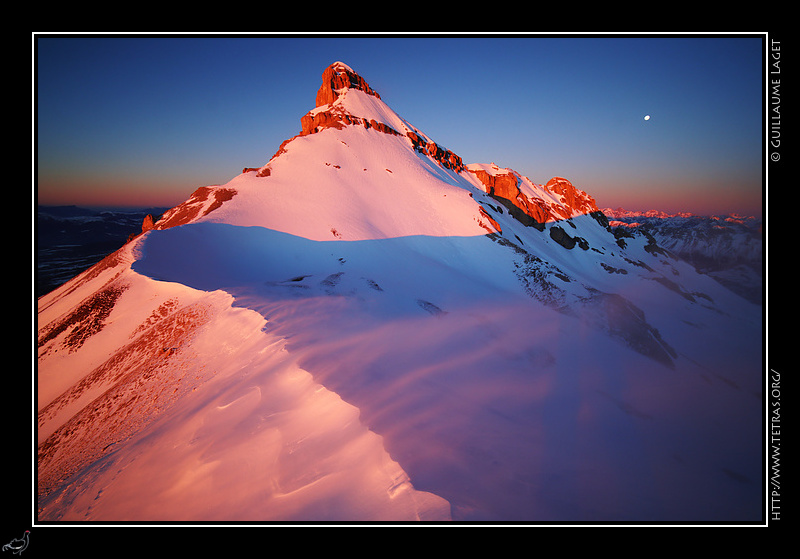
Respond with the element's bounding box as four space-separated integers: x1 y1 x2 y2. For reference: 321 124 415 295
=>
2 531 29 555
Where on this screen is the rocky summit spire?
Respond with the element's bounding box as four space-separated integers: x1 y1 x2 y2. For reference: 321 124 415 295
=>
315 61 381 107
261 61 466 175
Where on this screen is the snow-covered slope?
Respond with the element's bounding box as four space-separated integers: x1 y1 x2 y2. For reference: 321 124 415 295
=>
603 209 763 304
36 62 763 523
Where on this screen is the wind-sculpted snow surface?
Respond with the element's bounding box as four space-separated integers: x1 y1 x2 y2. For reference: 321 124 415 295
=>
37 62 763 523
127 217 762 521
38 237 451 521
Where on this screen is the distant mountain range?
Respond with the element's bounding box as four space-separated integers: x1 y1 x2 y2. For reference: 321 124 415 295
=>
602 208 762 304
36 206 169 297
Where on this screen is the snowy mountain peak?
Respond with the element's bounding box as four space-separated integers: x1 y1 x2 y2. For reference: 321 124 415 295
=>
142 63 656 260
250 61 465 181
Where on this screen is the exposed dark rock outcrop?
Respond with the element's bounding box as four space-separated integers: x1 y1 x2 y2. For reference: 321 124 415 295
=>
549 225 589 250
549 226 576 249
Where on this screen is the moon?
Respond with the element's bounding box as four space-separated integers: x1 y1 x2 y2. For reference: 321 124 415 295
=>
644 115 651 121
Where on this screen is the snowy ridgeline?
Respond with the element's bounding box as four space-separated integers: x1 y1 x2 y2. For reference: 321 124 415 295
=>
38 218 763 522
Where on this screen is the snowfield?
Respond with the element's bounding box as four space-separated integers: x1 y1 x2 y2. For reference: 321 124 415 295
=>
36 63 763 523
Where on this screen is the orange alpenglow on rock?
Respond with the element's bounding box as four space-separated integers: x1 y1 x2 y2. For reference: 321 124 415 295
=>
315 61 381 107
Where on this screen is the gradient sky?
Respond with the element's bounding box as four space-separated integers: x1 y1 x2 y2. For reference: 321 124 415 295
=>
35 34 765 216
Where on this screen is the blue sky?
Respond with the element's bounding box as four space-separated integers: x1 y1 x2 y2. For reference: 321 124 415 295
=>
35 34 764 216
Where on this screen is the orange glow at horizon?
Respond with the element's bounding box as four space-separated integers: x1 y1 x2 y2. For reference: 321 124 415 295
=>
37 173 199 209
